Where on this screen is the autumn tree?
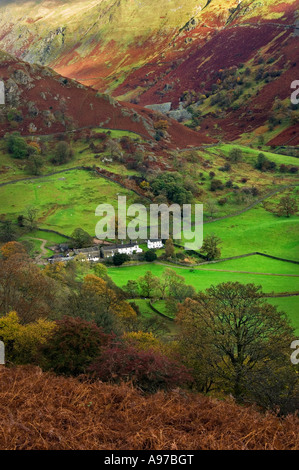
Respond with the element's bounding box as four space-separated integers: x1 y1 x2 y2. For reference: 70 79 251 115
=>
0 241 25 260
177 282 297 408
0 311 55 364
82 274 137 329
0 246 55 323
165 238 175 258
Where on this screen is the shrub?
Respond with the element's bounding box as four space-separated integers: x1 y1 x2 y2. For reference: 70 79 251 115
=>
228 148 242 163
39 317 110 376
210 179 224 192
218 197 228 206
144 250 157 262
52 141 74 165
255 153 276 172
113 253 130 266
89 342 191 393
154 120 169 131
0 312 55 364
5 132 28 159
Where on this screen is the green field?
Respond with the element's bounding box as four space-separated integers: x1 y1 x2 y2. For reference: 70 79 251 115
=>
200 255 299 275
0 169 140 236
217 144 299 167
267 297 299 335
108 263 299 294
115 264 299 333
181 204 299 261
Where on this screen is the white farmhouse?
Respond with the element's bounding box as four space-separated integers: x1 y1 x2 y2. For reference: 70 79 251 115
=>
147 239 163 250
101 243 143 259
118 243 143 256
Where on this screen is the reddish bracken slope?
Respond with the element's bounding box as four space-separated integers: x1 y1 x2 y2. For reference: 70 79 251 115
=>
0 366 298 450
0 51 212 147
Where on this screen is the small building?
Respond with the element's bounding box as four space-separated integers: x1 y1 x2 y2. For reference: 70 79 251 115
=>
73 246 101 260
58 243 69 253
48 254 74 264
101 243 142 259
147 239 163 250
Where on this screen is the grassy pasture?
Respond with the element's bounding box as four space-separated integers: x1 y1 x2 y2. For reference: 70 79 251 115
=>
217 144 299 167
199 255 299 275
267 296 299 335
0 169 140 236
108 263 299 294
180 204 299 261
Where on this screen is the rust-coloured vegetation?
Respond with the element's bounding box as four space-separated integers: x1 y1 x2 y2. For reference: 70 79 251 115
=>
0 366 298 450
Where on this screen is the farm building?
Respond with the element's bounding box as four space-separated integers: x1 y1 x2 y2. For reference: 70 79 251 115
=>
101 243 142 259
73 246 101 261
48 254 74 264
147 239 163 250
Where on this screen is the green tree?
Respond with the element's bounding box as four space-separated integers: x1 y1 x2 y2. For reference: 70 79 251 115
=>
124 280 140 298
113 253 130 266
5 132 28 159
0 220 16 242
201 234 221 260
138 271 161 298
277 195 298 218
26 153 44 176
52 141 74 165
71 228 93 249
145 250 157 262
228 147 243 163
24 206 38 232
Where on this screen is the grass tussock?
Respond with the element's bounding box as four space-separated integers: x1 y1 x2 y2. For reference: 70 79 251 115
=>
0 366 298 450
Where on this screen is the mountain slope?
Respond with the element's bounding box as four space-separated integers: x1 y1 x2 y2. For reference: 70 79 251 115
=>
0 1 298 143
0 50 211 147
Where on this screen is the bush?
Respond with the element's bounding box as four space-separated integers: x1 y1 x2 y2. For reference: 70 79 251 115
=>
113 253 130 266
52 141 74 165
210 179 224 192
255 153 276 172
228 148 242 163
89 342 191 393
39 317 110 376
218 197 228 206
5 132 28 159
0 312 55 365
71 228 93 249
144 250 157 262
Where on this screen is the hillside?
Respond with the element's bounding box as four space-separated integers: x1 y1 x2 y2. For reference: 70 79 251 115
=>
0 366 298 450
0 0 298 143
0 50 211 146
